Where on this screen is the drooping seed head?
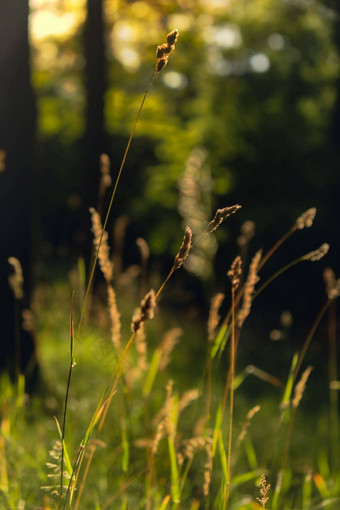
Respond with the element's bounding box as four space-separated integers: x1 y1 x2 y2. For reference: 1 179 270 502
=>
207 204 241 233
155 29 179 73
303 243 329 262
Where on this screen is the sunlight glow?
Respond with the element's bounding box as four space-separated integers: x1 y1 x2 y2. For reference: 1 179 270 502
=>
29 0 85 42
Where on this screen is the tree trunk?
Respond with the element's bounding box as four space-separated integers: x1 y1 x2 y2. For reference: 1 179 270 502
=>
83 0 107 215
0 1 37 383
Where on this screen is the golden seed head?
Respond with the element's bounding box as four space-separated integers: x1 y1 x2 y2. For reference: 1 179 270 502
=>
131 289 156 333
256 474 271 508
303 243 329 262
141 289 156 321
292 366 313 408
173 226 193 270
207 204 241 233
155 29 179 72
208 293 224 343
167 29 179 46
156 45 165 58
156 56 168 73
228 256 242 290
238 250 262 327
296 207 317 229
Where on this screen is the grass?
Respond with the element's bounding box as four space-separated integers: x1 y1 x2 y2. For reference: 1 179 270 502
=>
1 28 340 510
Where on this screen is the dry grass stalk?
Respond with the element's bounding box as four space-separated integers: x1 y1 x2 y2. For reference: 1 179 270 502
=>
164 379 175 439
203 436 213 497
131 289 156 333
238 250 262 327
257 474 270 507
159 328 182 371
296 207 317 229
8 257 24 300
228 256 242 291
207 204 241 233
324 268 340 299
107 284 121 351
89 207 113 282
208 293 225 343
173 227 193 270
292 366 313 408
156 29 179 73
302 243 329 262
237 405 261 446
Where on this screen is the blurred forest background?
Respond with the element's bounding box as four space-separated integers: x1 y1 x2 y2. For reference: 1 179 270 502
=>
1 0 340 376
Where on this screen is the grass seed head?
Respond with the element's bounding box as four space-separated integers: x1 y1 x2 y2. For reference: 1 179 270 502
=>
207 204 241 233
293 366 313 408
173 226 193 270
303 243 329 262
167 29 179 46
131 289 156 333
89 207 113 282
256 474 270 508
208 293 225 343
156 29 179 73
238 250 262 327
228 255 242 291
296 207 317 229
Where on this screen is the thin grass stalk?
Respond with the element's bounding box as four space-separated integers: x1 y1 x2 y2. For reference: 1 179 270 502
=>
59 293 75 503
76 70 157 344
258 225 297 271
253 257 307 300
213 217 314 353
293 299 332 384
226 286 236 506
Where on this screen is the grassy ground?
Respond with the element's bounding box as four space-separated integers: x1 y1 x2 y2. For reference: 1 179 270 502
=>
1 249 339 509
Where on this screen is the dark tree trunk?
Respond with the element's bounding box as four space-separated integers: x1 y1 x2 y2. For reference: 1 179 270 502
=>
0 1 37 383
327 3 340 273
83 0 107 215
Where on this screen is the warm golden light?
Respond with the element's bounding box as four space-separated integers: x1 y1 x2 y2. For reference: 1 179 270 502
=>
29 0 85 43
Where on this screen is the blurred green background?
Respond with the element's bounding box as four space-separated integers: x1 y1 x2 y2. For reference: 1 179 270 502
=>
1 0 339 378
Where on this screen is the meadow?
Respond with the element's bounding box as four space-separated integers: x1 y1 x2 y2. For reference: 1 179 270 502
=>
1 27 340 510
